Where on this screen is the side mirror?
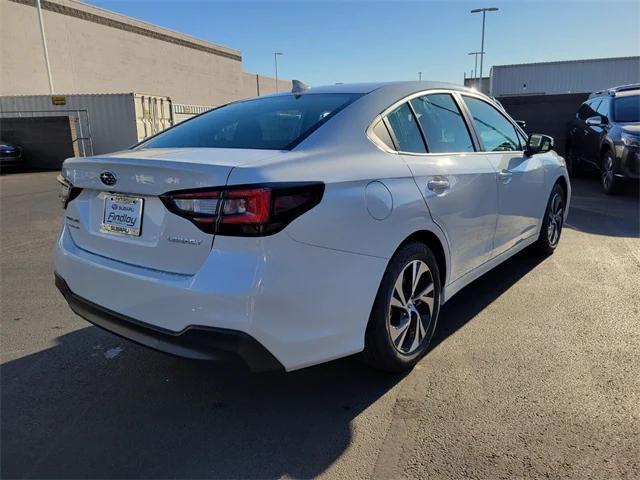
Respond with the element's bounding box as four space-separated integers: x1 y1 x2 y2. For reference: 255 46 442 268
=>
585 115 606 127
525 133 554 156
515 120 527 130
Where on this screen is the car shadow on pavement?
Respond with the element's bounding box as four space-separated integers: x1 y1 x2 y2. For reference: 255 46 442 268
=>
432 247 546 352
1 249 548 480
6 177 625 479
565 177 639 238
1 328 406 479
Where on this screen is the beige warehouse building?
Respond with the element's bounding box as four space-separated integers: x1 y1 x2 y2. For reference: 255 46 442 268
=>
0 0 290 104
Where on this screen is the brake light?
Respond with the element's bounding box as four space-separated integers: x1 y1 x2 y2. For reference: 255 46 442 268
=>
161 183 324 236
221 188 271 224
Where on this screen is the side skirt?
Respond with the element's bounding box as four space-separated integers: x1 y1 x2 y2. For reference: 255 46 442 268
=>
442 234 538 303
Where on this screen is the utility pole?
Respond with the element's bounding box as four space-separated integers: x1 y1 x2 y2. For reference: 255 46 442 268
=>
36 0 54 94
273 52 283 92
418 71 422 81
470 7 498 86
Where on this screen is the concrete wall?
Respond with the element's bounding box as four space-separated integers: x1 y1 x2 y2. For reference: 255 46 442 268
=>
0 116 79 169
241 72 293 97
497 93 590 156
1 0 290 105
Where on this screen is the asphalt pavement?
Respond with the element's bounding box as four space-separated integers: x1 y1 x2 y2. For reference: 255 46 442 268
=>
1 171 638 479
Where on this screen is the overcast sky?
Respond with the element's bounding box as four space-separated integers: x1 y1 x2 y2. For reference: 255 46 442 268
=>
86 0 640 86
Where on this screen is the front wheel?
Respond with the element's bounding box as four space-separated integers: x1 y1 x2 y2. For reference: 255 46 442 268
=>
362 242 441 372
601 150 620 195
535 183 565 255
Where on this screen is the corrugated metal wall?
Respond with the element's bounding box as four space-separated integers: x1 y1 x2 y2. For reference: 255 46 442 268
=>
491 57 640 96
0 93 171 156
171 103 214 124
497 93 590 157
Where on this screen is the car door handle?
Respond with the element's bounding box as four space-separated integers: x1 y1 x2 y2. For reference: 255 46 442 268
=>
498 170 513 184
427 178 450 193
583 130 589 136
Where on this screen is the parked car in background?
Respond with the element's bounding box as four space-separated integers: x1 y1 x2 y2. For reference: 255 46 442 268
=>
55 81 570 373
0 141 23 170
566 84 640 194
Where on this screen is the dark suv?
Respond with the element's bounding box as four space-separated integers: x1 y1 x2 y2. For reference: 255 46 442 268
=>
566 84 640 194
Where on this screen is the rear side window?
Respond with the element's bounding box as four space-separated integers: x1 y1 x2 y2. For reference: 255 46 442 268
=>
385 103 426 153
463 96 520 152
372 120 396 150
614 95 640 122
409 94 474 153
140 93 363 150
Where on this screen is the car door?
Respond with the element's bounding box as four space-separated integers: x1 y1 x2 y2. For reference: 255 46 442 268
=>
384 93 499 282
590 97 612 159
460 94 546 257
577 99 601 162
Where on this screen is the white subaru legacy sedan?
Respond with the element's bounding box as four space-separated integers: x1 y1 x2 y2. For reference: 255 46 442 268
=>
55 82 570 372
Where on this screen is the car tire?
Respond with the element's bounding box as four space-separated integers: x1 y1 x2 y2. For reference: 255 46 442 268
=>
361 242 441 372
535 183 565 255
601 149 620 195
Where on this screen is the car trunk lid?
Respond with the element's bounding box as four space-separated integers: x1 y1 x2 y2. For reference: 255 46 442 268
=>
62 148 280 275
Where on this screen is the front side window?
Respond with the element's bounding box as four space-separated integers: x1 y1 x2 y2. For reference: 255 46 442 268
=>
614 95 640 122
409 94 474 153
463 96 520 152
596 97 611 118
384 103 426 153
516 129 528 149
578 101 599 120
140 93 362 150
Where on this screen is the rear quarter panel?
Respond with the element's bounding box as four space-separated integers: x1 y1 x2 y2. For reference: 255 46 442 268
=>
225 141 451 282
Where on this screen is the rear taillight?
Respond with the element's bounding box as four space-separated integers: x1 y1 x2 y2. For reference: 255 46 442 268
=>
161 183 324 236
56 174 82 209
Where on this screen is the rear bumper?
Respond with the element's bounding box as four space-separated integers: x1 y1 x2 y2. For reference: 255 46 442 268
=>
54 224 387 371
0 154 22 167
55 273 284 372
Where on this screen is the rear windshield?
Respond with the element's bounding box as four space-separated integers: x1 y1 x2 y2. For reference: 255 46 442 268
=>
140 93 363 150
614 95 640 123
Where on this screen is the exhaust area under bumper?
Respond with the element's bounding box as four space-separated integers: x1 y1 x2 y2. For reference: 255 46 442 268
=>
54 273 284 373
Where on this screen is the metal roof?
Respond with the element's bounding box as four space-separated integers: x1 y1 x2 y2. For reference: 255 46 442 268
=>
491 56 640 69
491 56 640 96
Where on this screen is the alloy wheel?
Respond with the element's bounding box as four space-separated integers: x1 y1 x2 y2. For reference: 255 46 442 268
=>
387 260 435 355
602 153 614 191
546 192 564 247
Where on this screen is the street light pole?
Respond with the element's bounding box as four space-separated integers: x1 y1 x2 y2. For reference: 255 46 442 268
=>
418 71 422 81
470 7 498 87
36 0 54 94
273 52 283 92
468 51 483 88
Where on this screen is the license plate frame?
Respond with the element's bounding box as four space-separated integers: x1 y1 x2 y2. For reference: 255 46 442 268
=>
100 194 144 236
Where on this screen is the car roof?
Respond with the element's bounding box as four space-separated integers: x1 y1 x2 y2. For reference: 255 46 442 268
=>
266 81 481 102
588 83 640 99
615 89 640 98
300 81 470 95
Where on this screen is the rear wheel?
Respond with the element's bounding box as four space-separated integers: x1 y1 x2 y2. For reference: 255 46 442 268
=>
601 149 620 195
535 183 565 255
362 242 441 372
